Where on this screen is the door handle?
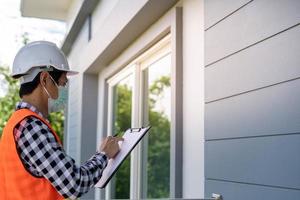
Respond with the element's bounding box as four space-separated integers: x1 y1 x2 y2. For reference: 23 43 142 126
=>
203 193 223 200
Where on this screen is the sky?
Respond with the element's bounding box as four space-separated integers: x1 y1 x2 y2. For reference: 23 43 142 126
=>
0 0 66 97
0 0 66 67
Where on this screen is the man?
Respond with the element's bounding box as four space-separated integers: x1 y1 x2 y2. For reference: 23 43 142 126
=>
0 41 123 199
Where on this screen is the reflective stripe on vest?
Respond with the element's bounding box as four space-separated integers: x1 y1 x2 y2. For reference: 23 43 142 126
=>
0 109 64 200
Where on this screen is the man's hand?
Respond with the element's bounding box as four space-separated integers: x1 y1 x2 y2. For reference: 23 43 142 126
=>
100 136 124 159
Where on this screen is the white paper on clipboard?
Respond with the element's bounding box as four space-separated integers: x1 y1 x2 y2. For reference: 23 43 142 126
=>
95 126 151 188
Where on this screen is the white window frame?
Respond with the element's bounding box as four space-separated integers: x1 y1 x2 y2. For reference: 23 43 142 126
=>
138 36 172 199
105 65 135 199
100 7 183 199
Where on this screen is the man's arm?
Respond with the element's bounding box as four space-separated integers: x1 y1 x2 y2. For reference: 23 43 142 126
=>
14 117 108 199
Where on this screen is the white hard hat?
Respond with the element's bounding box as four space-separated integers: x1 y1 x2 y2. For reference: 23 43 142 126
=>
12 41 78 84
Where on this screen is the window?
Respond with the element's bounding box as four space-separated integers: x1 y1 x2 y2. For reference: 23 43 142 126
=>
106 68 134 199
105 35 173 199
140 48 171 199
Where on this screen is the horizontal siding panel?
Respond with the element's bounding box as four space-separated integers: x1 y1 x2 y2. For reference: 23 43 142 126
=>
205 180 300 200
69 111 79 119
69 99 77 106
70 87 79 97
68 134 78 159
205 24 300 102
205 134 300 190
69 99 80 108
205 0 300 65
69 76 81 96
205 79 300 140
66 72 81 163
69 92 80 104
204 0 252 29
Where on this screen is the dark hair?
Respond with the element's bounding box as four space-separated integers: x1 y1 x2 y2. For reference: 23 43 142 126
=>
19 68 64 98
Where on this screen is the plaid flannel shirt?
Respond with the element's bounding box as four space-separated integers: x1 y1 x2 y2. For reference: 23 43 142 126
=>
13 101 108 199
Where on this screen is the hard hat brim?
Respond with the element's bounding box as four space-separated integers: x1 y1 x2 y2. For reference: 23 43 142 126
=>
65 70 79 76
16 66 79 84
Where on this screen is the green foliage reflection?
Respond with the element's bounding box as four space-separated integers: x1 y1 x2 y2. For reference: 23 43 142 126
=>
113 84 132 199
0 66 64 142
113 76 170 198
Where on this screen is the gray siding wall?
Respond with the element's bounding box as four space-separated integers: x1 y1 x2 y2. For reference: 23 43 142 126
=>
204 0 300 199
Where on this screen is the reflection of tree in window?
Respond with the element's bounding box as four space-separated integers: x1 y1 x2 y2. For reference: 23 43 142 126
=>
113 75 170 198
113 83 132 199
114 84 132 135
147 76 170 198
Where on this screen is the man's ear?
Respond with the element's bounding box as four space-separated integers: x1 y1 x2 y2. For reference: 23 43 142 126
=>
39 71 48 87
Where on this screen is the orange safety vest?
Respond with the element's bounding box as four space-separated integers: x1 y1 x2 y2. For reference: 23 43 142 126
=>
0 109 64 200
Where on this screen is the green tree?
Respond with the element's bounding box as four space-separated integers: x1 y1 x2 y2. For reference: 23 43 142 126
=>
113 84 132 199
0 66 20 136
113 76 171 198
147 76 170 198
0 65 65 141
0 33 64 141
48 110 65 142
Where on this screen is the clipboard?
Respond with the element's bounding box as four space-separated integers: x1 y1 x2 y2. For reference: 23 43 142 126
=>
95 126 151 188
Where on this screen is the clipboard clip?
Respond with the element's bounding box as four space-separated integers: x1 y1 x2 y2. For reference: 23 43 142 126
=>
130 125 150 133
130 128 142 132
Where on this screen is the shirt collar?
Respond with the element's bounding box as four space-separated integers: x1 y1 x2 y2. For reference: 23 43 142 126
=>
15 101 49 122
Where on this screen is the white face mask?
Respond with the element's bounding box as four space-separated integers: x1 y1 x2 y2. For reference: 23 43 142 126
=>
43 75 68 113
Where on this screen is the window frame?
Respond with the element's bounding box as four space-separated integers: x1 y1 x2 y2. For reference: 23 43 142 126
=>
101 7 183 199
105 65 135 199
139 38 172 199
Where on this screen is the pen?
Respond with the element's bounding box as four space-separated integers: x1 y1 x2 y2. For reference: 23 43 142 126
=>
113 132 122 137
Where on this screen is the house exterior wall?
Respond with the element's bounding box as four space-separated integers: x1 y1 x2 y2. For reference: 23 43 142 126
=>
66 0 83 32
204 0 300 199
181 0 205 198
65 0 121 162
64 0 206 199
60 0 300 199
65 1 124 199
91 0 120 37
65 11 89 164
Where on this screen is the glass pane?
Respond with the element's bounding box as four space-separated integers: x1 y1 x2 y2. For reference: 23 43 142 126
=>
144 53 171 198
111 74 133 199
